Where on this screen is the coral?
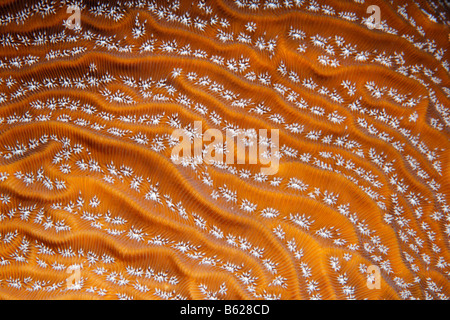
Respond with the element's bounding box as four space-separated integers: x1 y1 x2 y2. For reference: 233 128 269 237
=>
0 0 449 300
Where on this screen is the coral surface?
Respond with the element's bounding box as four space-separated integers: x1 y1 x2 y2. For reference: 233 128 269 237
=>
0 0 449 300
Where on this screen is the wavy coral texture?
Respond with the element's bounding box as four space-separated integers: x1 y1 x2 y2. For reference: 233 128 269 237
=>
0 0 449 300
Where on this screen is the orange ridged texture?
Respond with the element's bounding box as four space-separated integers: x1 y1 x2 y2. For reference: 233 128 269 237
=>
0 0 449 300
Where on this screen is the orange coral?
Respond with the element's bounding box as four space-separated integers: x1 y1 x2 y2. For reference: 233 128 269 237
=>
0 0 449 300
